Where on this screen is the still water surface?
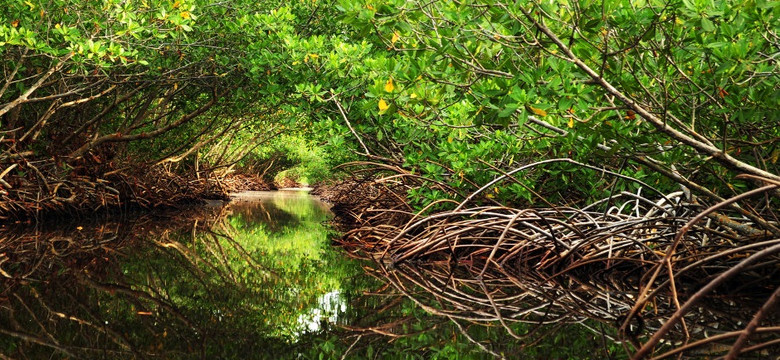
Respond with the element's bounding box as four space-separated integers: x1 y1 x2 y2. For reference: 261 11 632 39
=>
0 191 605 359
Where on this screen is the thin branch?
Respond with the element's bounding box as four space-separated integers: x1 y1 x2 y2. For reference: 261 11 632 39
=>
0 52 74 118
516 5 780 183
330 93 371 156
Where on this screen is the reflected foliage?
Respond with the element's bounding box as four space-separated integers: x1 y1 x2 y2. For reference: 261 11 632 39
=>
1 192 657 359
0 192 358 358
289 267 625 360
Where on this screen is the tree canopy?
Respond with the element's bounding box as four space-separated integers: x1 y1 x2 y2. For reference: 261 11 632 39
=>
2 0 777 206
0 0 778 358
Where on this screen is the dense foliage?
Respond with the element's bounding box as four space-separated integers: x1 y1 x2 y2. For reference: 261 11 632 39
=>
1 1 777 357
320 0 778 205
0 0 334 191
2 0 776 204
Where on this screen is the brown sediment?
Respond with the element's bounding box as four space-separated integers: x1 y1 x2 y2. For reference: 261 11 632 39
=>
327 161 780 359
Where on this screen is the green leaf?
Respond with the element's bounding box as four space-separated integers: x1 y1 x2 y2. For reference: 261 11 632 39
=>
498 104 519 118
706 42 728 48
701 18 715 32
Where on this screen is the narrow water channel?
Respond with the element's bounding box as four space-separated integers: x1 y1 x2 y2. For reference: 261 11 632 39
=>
0 191 614 359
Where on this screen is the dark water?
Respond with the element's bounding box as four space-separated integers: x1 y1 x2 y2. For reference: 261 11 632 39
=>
0 191 618 359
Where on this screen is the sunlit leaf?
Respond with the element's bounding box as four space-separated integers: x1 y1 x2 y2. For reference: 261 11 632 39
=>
527 105 547 117
384 78 395 92
378 99 389 111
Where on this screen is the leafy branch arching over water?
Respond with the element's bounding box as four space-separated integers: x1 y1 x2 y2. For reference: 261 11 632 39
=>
0 0 777 358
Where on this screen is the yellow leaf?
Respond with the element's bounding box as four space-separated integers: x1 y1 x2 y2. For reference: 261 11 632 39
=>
384 78 395 92
410 93 417 99
447 136 453 143
391 32 400 44
378 99 389 111
24 1 34 10
567 118 574 128
528 105 547 117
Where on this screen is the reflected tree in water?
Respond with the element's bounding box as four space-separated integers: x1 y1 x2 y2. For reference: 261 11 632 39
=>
0 194 359 359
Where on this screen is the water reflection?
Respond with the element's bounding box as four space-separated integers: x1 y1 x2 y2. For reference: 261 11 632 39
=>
0 191 362 359
2 191 737 359
297 290 347 335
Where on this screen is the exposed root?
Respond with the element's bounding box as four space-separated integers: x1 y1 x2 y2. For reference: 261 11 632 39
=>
220 173 275 192
333 161 780 358
0 156 228 223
